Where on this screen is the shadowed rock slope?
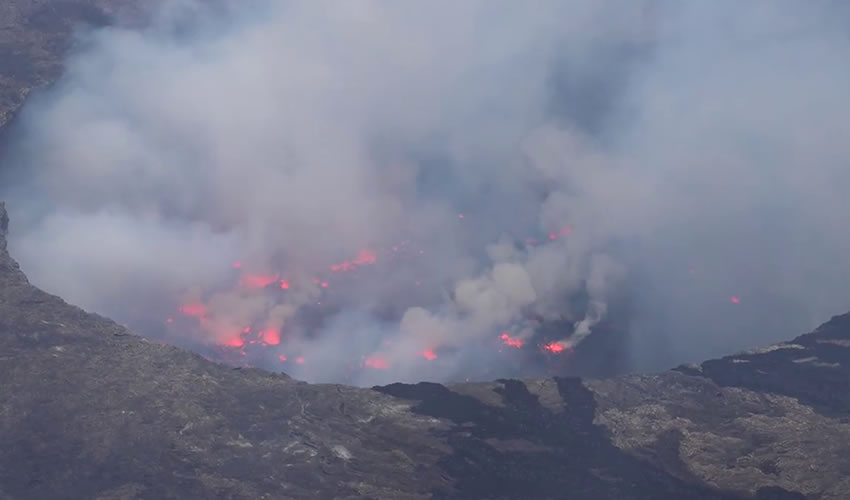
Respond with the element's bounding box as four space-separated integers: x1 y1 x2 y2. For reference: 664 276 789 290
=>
0 0 150 133
3 205 850 499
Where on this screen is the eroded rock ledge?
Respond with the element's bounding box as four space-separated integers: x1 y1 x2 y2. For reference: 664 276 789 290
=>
0 201 26 283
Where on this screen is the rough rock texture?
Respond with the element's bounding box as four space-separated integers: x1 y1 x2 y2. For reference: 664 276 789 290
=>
2 204 848 499
0 0 149 132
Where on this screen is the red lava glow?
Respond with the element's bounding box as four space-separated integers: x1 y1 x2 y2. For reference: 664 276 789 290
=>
263 329 281 345
730 296 741 304
168 228 593 374
357 248 377 264
222 336 245 348
548 226 573 240
543 342 566 354
364 356 390 370
331 249 377 272
240 273 279 289
179 303 207 318
500 332 523 348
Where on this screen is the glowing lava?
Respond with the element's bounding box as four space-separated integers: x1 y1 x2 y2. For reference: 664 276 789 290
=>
548 226 572 240
263 329 281 345
364 356 390 370
179 303 207 318
331 249 377 272
730 296 741 304
167 228 594 377
239 273 279 289
222 336 245 348
543 342 567 354
500 332 523 348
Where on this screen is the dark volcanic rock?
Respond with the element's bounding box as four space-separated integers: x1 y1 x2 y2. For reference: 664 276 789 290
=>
376 378 743 500
694 314 850 418
0 202 8 239
1 202 847 499
0 0 149 133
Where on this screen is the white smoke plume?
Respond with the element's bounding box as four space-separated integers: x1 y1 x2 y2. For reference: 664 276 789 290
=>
2 0 850 384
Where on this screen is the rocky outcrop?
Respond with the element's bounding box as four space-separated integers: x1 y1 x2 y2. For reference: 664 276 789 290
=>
2 202 846 499
0 201 8 245
0 202 25 283
0 0 146 132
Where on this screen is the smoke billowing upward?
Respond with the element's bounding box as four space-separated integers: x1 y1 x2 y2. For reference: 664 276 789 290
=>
2 0 849 385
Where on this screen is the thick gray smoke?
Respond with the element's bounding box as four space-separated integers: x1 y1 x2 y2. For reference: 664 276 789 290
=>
2 0 849 384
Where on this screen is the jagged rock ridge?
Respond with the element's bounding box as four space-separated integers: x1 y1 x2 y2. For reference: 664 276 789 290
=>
3 201 849 499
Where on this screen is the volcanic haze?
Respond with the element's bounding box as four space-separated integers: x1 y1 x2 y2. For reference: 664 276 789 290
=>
2 0 850 385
